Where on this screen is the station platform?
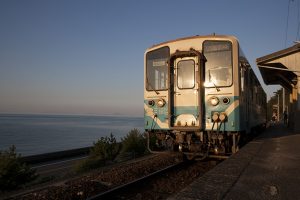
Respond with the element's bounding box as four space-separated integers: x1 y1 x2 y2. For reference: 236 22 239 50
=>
169 124 300 200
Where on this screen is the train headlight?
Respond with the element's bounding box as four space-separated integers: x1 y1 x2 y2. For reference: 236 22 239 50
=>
209 96 219 106
157 99 165 107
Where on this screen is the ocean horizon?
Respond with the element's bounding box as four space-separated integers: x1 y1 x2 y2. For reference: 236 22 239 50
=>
0 113 144 156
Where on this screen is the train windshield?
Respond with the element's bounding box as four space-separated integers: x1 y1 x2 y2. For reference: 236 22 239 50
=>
146 46 170 91
203 41 232 87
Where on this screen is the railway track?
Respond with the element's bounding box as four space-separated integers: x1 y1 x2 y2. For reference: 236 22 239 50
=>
3 153 218 200
87 161 186 200
4 154 183 200
87 158 217 200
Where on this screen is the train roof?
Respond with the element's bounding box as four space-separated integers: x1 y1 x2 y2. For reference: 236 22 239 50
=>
147 34 239 50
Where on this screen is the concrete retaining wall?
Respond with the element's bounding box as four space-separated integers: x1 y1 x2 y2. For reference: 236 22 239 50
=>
21 146 92 164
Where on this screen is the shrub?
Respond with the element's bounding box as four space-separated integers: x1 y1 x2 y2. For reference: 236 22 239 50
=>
121 129 146 156
74 133 120 173
90 133 120 161
0 145 37 190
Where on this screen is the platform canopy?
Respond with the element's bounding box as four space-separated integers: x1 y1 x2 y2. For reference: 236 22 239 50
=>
256 44 299 92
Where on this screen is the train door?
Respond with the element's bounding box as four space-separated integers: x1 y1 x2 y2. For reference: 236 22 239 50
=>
171 57 200 128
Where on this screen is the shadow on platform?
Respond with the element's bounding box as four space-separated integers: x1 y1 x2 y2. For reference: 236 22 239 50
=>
256 122 300 140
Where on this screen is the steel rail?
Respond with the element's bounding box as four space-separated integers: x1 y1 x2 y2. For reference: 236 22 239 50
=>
86 161 185 200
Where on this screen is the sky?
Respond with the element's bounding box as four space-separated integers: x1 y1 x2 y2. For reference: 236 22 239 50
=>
0 0 299 117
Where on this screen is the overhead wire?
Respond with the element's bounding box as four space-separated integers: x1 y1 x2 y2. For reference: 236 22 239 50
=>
285 0 300 45
285 0 292 47
297 0 300 41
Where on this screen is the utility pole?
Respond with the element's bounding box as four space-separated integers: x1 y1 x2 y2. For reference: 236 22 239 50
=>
283 88 286 113
273 92 280 122
278 93 280 122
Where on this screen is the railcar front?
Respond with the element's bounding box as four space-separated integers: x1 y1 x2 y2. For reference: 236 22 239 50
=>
144 35 242 159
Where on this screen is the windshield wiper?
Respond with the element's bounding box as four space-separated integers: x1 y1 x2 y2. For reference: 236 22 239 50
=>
212 81 220 92
146 76 160 95
208 70 220 92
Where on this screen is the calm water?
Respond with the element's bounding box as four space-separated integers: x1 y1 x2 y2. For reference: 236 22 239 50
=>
0 114 144 156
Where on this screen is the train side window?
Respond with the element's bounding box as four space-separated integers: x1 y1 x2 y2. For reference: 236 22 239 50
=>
177 59 195 89
240 65 245 92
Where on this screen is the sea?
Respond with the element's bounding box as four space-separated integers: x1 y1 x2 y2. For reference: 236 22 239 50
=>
0 114 144 156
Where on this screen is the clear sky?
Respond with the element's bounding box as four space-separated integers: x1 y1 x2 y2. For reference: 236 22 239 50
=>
0 0 299 117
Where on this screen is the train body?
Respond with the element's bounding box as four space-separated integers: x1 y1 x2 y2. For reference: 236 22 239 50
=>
144 35 266 159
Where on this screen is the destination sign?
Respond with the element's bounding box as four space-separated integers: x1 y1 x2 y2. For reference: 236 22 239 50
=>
152 60 166 67
204 41 231 52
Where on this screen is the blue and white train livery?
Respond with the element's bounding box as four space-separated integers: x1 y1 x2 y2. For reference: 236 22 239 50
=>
144 35 266 159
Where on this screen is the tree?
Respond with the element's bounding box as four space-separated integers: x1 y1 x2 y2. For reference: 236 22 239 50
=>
0 145 37 190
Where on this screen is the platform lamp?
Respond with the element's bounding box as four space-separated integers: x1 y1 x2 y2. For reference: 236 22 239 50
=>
273 92 280 122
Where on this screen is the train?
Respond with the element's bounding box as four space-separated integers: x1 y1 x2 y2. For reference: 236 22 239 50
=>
144 35 266 159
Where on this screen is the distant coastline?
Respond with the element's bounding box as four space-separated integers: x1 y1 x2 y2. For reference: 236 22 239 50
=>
0 112 143 118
